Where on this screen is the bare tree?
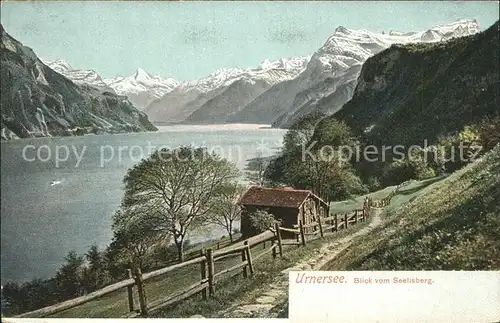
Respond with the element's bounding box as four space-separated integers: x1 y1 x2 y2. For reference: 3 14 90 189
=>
122 146 240 262
206 184 246 242
245 153 268 186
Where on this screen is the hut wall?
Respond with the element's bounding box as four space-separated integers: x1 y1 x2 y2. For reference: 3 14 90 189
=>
301 197 318 233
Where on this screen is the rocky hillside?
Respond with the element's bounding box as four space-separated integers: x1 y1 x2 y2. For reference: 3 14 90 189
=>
270 19 481 128
183 77 274 124
332 21 499 147
0 25 157 140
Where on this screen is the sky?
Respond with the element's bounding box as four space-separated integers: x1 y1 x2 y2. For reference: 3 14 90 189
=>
1 1 498 81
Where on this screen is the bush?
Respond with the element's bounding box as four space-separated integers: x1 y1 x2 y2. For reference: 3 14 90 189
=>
381 156 436 186
248 210 279 233
366 176 382 192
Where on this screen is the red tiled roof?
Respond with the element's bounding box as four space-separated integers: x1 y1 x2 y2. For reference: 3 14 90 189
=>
237 186 315 208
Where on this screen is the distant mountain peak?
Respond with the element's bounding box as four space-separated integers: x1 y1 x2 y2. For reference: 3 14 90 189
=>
42 58 109 89
43 58 73 71
177 56 310 94
334 26 349 34
134 68 151 80
43 60 179 110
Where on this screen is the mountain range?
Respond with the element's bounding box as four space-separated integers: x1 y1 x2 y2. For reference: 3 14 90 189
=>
44 19 480 128
268 19 481 128
333 20 499 148
43 59 179 110
0 25 157 140
2 19 484 141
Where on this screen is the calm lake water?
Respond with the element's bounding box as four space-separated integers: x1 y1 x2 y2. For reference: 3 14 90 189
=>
0 124 286 283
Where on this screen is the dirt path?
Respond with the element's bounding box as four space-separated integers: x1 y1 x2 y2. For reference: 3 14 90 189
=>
215 208 384 318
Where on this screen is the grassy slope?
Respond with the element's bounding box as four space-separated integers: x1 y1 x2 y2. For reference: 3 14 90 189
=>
328 178 443 214
43 164 497 318
329 184 395 214
326 145 500 270
49 190 378 318
49 234 240 318
154 219 372 318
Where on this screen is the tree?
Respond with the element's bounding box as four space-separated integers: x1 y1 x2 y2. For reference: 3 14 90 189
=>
83 245 108 291
265 116 365 201
282 111 326 153
245 153 269 186
151 241 191 267
122 146 240 263
301 148 365 201
381 147 437 186
248 209 279 234
111 207 168 271
55 251 85 301
311 118 353 148
476 116 500 152
206 184 246 242
1 279 58 316
264 112 326 188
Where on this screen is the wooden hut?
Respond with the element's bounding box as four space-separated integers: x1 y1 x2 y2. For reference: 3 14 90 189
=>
238 186 329 239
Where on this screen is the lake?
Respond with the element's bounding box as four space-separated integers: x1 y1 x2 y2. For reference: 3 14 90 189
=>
0 124 286 283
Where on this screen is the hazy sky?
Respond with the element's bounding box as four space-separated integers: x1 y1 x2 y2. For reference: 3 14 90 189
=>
1 1 498 81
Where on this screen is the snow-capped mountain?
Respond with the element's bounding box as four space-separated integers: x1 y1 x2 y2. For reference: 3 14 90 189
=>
145 56 310 124
239 19 481 128
309 19 479 73
42 19 480 126
103 69 179 109
43 60 179 110
178 57 310 94
43 59 111 90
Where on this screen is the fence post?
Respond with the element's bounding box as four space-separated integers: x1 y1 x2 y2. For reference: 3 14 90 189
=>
355 210 358 224
206 248 215 296
344 213 348 229
134 268 148 317
272 238 277 259
200 248 207 300
275 223 283 257
244 241 254 276
126 269 135 313
299 220 306 246
241 241 248 278
217 242 220 250
318 215 324 238
334 214 338 232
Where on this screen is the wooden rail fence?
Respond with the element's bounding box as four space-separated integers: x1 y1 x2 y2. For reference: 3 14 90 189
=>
277 196 373 247
15 186 407 319
368 180 413 208
15 230 278 318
